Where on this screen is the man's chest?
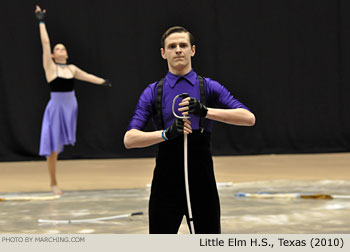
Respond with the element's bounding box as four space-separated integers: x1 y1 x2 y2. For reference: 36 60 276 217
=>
161 81 201 126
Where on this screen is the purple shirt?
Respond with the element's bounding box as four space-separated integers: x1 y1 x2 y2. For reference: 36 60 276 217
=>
127 70 249 132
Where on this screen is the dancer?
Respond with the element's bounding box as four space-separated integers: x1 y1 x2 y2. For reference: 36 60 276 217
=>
124 26 255 233
35 5 111 195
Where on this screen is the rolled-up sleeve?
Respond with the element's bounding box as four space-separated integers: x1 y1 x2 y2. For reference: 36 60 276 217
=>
127 84 156 131
206 78 250 111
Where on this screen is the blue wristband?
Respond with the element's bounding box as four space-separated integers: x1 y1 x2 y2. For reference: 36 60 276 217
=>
161 130 167 141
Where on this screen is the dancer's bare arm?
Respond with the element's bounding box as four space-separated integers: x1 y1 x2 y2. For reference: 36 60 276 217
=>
69 65 106 85
35 6 55 72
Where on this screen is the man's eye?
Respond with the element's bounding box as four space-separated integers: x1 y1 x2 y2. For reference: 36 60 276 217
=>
180 44 187 48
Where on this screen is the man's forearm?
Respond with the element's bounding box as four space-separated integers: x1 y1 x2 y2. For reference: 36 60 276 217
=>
124 129 165 149
206 108 255 126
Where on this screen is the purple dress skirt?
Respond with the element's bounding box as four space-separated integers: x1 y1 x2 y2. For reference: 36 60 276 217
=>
39 91 78 157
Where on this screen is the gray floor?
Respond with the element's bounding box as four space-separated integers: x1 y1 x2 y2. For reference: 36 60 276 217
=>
1 180 349 234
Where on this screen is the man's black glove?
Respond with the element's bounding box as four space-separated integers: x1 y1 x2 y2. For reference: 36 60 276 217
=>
164 119 184 140
101 79 112 87
179 93 189 99
35 11 46 22
188 97 208 117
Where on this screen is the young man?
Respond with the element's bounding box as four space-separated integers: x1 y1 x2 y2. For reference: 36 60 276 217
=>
124 26 255 234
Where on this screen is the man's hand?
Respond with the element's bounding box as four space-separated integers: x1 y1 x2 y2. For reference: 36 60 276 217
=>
179 97 208 117
35 5 46 22
164 118 192 140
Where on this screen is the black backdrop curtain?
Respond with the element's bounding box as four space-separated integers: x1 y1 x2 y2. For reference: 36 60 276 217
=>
0 0 349 161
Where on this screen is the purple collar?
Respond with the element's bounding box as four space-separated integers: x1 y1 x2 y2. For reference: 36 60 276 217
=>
165 69 197 88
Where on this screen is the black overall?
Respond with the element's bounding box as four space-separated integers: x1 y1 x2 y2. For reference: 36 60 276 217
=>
149 130 221 234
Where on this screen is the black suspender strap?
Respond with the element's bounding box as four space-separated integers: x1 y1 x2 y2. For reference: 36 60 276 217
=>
198 75 206 133
156 78 165 130
156 75 206 132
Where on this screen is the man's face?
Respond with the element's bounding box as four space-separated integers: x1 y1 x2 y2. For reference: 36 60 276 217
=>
161 32 195 72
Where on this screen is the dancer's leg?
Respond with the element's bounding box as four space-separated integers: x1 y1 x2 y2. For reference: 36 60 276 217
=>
46 152 63 195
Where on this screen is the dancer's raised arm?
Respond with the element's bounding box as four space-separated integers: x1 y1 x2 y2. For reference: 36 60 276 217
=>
35 5 55 74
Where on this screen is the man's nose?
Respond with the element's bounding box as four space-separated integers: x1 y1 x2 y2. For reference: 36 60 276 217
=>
175 45 182 52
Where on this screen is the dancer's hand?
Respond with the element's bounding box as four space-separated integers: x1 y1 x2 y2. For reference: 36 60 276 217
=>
164 118 192 140
179 97 208 117
35 5 46 22
101 79 112 87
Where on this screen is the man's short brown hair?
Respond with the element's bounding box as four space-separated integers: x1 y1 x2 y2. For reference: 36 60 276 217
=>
161 26 195 48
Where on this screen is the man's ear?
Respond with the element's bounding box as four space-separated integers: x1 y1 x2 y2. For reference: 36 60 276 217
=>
191 45 196 57
160 48 166 59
